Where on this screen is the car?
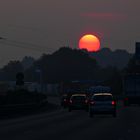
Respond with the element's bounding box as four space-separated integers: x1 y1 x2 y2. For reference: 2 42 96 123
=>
68 94 88 112
89 93 116 117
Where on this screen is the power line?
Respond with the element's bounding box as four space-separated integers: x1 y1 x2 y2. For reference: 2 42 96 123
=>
8 39 47 49
0 41 44 52
0 39 51 52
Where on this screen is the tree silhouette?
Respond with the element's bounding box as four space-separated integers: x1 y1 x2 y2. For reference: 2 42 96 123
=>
2 61 23 81
25 47 98 83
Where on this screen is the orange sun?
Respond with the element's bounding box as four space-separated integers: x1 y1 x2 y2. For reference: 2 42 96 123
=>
79 34 100 52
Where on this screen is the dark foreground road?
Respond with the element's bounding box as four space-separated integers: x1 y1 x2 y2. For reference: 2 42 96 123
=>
0 102 140 140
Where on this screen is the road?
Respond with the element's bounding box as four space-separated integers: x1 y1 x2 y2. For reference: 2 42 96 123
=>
0 101 140 140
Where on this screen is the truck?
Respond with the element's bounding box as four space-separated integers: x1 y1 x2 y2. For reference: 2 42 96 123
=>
123 74 140 106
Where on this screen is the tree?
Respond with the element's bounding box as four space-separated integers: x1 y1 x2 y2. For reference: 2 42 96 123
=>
25 47 99 83
2 61 23 81
21 56 35 70
44 47 98 82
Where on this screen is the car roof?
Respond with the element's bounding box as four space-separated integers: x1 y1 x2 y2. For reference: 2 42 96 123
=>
93 93 113 96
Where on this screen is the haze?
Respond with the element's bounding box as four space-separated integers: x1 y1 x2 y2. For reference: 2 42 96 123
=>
0 0 140 66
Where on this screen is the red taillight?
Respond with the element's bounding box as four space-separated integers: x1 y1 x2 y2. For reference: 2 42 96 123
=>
112 101 116 105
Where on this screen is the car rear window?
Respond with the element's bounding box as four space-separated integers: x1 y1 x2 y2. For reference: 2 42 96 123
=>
93 95 113 101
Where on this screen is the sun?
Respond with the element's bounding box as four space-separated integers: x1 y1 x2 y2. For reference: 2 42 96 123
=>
79 34 100 52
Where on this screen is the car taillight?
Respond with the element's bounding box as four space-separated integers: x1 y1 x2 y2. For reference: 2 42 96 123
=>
90 101 95 105
112 101 116 105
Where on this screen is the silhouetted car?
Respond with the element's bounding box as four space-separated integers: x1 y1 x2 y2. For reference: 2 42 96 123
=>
68 94 88 112
89 93 116 117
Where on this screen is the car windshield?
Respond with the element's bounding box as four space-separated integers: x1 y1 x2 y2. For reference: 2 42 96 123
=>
93 95 113 101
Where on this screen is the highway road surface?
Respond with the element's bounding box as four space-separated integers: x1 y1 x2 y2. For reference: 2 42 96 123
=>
0 101 140 140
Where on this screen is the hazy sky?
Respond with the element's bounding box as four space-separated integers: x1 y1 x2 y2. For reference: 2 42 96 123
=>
0 0 140 66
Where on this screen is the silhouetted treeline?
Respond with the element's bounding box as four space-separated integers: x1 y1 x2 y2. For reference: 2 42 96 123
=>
0 47 135 95
25 47 123 94
90 48 132 69
0 61 23 81
25 47 98 83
